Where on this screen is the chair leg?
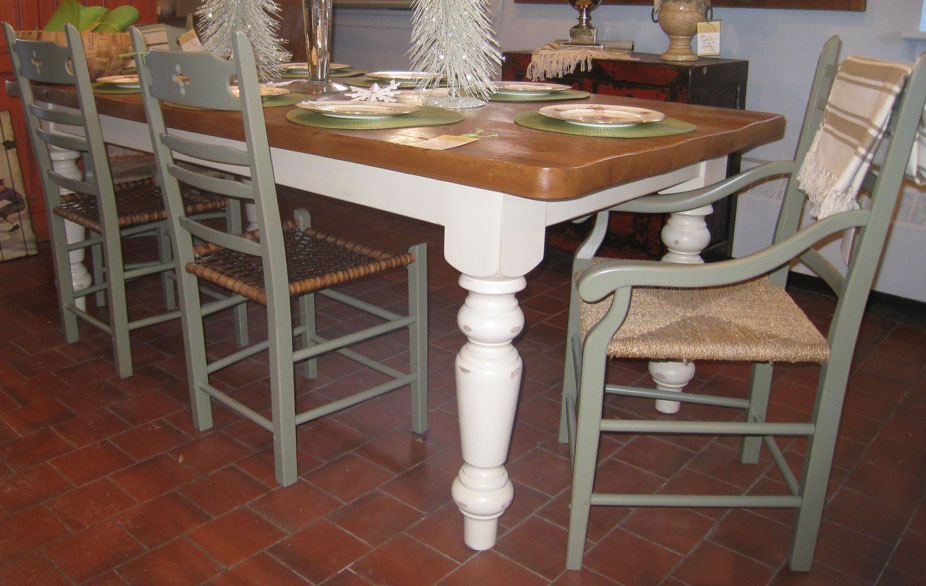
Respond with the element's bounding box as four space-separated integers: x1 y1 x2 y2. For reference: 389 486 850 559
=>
559 278 583 445
101 239 133 378
225 198 249 347
789 363 845 571
408 243 428 434
267 298 298 486
741 361 773 464
298 293 318 379
566 347 608 571
48 214 80 342
180 270 215 431
91 241 105 307
157 223 177 311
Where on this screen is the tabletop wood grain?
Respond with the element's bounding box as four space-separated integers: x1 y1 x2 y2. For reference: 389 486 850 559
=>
15 82 785 201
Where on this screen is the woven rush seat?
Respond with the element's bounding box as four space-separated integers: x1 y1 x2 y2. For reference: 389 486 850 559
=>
188 222 417 305
579 274 830 364
53 176 227 232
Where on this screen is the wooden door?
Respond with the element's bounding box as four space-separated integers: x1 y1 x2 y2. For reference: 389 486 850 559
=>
0 0 158 241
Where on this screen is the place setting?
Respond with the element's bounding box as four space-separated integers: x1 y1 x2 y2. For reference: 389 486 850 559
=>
280 61 367 79
94 74 141 94
346 70 448 89
285 98 464 130
488 81 590 102
514 103 697 138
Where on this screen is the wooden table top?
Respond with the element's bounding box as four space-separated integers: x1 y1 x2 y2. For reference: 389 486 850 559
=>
16 82 785 201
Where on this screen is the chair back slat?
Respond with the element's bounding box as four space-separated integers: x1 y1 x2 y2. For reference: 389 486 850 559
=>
167 162 254 201
179 217 262 256
142 48 242 111
2 23 120 234
35 126 90 153
132 27 288 306
28 103 85 127
5 36 75 84
161 133 252 168
47 172 97 197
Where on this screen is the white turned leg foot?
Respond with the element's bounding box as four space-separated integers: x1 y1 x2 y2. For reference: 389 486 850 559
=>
453 275 524 550
452 464 515 550
649 360 695 414
653 204 711 413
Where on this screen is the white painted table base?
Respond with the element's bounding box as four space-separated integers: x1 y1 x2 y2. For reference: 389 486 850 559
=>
48 138 91 311
95 112 728 550
650 158 726 413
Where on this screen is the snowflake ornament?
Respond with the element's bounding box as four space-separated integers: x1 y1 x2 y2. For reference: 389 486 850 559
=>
345 81 401 103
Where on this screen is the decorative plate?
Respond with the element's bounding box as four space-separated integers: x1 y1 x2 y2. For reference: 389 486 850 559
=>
296 100 421 119
229 85 291 98
97 74 139 87
537 104 665 127
367 71 443 85
282 62 349 71
492 81 571 96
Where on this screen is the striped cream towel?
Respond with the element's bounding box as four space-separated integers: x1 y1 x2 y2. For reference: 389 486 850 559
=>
905 106 926 185
797 56 912 219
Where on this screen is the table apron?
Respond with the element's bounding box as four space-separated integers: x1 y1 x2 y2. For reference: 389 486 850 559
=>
98 114 721 278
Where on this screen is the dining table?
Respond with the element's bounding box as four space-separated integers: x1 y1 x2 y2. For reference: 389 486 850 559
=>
12 79 785 551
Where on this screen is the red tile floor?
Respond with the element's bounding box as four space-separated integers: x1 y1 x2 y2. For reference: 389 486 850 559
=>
0 188 923 585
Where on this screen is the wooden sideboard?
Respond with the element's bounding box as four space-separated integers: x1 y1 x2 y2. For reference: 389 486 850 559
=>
502 50 748 259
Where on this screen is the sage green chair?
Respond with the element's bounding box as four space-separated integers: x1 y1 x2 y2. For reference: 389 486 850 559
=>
2 22 240 379
131 29 428 486
563 37 926 571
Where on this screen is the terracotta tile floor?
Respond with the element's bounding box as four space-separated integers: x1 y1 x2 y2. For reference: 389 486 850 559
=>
0 188 923 585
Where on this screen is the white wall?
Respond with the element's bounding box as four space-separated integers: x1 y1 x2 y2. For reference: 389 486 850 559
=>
331 0 926 301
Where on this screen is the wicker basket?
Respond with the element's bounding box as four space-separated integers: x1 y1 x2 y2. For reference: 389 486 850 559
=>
17 30 132 80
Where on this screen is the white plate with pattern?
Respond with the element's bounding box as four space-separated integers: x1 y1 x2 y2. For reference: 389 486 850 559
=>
97 74 139 88
492 81 571 96
282 62 350 71
296 100 420 119
538 104 665 127
229 85 291 98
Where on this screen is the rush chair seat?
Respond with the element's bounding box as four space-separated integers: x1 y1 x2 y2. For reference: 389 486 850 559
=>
2 22 241 379
131 29 428 486
562 37 926 572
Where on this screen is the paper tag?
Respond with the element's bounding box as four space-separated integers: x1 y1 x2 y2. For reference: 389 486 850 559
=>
392 135 478 150
177 29 203 52
696 20 721 56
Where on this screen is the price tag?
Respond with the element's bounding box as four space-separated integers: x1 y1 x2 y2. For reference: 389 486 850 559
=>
177 29 203 52
696 20 721 56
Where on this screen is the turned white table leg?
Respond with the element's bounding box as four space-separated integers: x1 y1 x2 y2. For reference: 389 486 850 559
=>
651 203 711 414
451 274 525 550
650 158 726 413
48 143 91 310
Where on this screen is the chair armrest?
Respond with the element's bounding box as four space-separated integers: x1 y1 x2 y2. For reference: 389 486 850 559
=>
577 209 868 303
611 160 798 214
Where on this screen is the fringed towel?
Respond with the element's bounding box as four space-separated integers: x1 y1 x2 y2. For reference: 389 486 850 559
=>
906 106 926 186
797 56 912 219
526 41 635 81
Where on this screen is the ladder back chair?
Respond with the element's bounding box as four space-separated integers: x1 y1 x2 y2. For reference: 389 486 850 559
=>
131 29 429 486
2 22 240 379
562 37 926 571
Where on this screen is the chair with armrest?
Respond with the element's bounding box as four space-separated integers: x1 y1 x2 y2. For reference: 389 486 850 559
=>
130 28 428 486
562 37 926 571
2 22 242 379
